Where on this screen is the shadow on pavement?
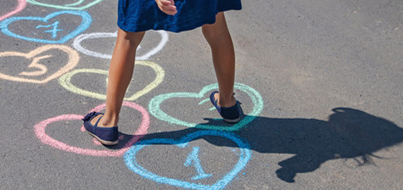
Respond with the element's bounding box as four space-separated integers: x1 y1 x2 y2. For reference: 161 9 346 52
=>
116 107 403 183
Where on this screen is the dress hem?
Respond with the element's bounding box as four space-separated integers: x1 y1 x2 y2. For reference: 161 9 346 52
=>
117 8 241 33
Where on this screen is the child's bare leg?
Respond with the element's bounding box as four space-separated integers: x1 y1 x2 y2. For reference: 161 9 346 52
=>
91 28 145 127
202 12 236 108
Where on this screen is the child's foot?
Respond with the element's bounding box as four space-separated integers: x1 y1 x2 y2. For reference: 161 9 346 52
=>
210 91 242 124
82 112 119 145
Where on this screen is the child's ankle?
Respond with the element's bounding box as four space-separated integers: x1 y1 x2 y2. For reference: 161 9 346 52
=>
99 117 118 128
217 94 236 108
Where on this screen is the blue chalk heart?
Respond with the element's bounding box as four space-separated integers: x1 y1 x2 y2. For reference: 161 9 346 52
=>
124 130 252 190
0 10 91 44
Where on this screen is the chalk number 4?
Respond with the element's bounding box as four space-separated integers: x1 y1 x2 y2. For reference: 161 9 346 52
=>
184 147 212 180
36 21 63 38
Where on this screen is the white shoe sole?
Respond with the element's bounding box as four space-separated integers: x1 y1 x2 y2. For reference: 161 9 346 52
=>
87 131 118 146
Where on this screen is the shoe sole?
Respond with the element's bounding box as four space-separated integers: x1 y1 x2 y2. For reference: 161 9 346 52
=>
224 116 241 124
86 131 118 146
210 91 243 124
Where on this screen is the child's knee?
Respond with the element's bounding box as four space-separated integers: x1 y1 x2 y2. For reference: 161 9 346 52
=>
202 15 230 43
117 29 145 48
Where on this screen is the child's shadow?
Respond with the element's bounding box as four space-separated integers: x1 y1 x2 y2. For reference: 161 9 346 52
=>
117 107 403 183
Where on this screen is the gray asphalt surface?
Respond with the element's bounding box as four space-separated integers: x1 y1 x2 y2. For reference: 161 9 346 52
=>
1 0 403 189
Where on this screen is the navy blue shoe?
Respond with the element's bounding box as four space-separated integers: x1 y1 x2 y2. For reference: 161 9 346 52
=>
82 112 118 145
210 91 242 124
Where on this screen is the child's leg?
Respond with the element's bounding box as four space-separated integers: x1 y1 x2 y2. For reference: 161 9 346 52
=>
91 28 145 127
202 12 236 108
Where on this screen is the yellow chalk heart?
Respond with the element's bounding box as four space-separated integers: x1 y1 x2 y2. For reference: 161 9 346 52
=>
0 45 79 84
59 61 164 101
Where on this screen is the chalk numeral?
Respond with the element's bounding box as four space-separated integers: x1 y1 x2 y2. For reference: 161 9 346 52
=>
36 21 63 38
184 147 212 180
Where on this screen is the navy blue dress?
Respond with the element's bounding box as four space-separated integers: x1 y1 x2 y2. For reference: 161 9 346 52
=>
117 0 242 33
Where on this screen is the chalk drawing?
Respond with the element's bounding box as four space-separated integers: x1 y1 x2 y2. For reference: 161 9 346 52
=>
124 130 252 190
0 10 92 44
59 61 165 100
18 55 52 76
184 147 213 180
149 83 264 131
65 0 85 7
34 101 150 157
0 45 79 84
72 31 118 59
0 0 26 21
26 0 103 10
72 30 169 60
36 21 62 39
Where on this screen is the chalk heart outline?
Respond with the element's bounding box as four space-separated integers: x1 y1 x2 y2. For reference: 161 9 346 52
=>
0 45 79 84
73 30 169 60
59 61 165 100
0 10 91 44
124 130 252 190
149 83 264 131
27 0 103 10
34 101 150 157
0 0 27 21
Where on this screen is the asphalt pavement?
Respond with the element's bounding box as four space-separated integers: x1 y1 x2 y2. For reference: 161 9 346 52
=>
1 0 402 189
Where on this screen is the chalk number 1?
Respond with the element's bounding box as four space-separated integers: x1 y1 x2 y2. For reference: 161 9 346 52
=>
184 147 212 180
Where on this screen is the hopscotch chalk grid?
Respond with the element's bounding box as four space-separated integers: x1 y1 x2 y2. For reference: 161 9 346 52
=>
27 0 104 10
72 30 169 60
0 10 92 44
59 61 165 100
0 45 79 84
149 82 264 131
0 0 260 189
34 101 150 157
124 130 252 190
0 0 27 21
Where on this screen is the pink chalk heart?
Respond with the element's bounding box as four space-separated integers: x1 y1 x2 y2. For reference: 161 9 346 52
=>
0 0 26 21
34 101 149 157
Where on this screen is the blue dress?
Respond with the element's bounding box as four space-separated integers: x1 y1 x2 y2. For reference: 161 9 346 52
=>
117 0 242 33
